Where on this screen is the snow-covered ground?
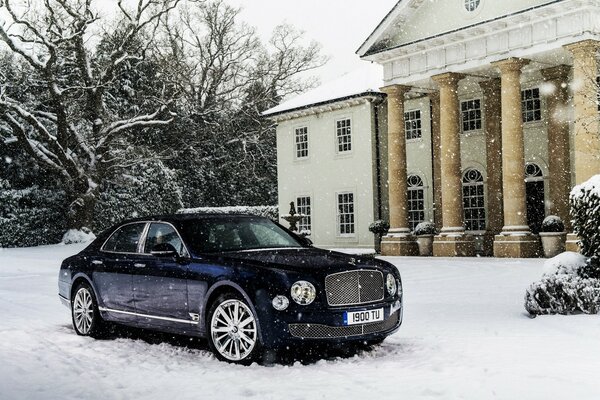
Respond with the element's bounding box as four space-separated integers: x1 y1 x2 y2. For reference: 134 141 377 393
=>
1 245 599 400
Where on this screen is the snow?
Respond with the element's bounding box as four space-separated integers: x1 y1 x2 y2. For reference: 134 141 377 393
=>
61 229 96 245
2 245 600 399
542 251 588 276
571 174 600 199
262 63 383 116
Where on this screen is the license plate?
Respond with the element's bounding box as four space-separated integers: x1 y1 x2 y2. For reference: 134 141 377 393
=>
344 308 384 326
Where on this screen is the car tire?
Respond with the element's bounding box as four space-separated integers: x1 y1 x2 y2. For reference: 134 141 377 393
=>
71 281 107 339
207 292 262 364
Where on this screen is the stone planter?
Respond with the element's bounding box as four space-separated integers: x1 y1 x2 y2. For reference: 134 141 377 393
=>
539 232 567 258
416 234 434 256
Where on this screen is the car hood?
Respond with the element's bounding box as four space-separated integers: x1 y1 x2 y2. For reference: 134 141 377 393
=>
199 247 387 274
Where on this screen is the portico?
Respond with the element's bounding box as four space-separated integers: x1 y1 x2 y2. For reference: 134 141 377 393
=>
361 0 600 257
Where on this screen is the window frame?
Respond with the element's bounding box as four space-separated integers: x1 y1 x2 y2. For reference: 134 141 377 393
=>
407 175 426 232
336 191 356 238
460 98 483 134
521 87 543 124
100 222 149 255
464 0 481 12
462 169 487 232
141 221 190 257
296 195 312 234
335 117 353 155
294 126 309 160
404 109 423 141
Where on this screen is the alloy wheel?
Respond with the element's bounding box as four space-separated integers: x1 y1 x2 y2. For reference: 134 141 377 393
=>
210 299 258 361
73 287 94 335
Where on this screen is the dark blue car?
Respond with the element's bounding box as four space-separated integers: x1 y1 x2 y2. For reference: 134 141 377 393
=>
58 214 403 364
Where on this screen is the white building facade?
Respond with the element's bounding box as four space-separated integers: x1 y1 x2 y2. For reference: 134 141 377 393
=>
267 0 600 256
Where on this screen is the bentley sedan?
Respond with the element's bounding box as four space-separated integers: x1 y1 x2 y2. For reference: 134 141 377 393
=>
58 214 403 364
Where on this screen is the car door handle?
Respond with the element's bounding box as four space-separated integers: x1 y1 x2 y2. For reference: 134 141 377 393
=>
91 260 104 266
134 263 146 268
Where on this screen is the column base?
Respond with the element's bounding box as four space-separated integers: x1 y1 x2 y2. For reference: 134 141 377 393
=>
565 233 581 253
380 235 418 256
493 234 541 258
432 234 475 257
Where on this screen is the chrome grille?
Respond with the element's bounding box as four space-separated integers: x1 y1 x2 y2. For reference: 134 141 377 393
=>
288 311 400 339
325 270 384 306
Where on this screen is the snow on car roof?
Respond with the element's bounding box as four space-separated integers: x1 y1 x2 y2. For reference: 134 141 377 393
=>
262 63 384 117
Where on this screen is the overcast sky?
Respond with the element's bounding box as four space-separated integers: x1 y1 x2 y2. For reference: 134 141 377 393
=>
227 0 397 83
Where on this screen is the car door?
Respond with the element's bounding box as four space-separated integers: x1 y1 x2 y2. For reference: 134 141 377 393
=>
92 222 147 323
132 222 191 328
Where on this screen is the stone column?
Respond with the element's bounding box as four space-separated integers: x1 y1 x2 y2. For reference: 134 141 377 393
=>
431 73 475 257
430 91 443 231
480 79 503 255
564 40 600 251
492 58 540 258
541 65 572 231
380 85 418 256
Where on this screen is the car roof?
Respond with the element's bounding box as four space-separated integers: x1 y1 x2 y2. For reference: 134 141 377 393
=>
122 213 262 225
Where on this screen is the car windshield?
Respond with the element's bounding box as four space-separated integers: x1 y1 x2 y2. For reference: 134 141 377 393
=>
179 216 305 254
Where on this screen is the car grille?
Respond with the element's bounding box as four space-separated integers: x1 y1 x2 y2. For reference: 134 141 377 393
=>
288 310 400 339
324 270 384 306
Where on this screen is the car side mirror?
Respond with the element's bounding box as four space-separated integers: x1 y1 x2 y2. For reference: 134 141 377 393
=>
303 237 313 247
151 243 178 257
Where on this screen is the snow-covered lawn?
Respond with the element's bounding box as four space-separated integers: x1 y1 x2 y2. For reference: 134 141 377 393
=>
1 245 599 400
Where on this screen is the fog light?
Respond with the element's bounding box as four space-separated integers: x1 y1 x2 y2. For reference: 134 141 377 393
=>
272 295 289 311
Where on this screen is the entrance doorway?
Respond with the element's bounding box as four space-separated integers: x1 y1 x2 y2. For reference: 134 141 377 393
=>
525 163 545 234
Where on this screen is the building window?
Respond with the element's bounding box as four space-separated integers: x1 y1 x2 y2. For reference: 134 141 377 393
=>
521 88 542 123
404 110 422 140
296 196 311 234
407 175 425 231
462 169 486 231
461 99 482 132
295 127 308 158
464 0 480 12
337 192 355 236
336 118 352 153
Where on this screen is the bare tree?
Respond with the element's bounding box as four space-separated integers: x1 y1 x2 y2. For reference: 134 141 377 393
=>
0 0 181 228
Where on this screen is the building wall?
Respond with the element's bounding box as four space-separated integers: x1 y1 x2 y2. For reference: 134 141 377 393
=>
276 101 381 249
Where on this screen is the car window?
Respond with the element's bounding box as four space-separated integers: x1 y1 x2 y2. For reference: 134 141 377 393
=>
102 223 146 253
144 223 186 256
180 217 304 253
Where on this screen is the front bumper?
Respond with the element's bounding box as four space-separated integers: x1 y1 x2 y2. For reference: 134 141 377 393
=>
256 296 403 349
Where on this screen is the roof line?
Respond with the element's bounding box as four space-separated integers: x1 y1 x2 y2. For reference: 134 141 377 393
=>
361 0 564 57
262 91 385 119
356 0 404 56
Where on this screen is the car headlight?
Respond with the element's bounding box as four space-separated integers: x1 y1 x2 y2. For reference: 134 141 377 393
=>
386 274 397 296
290 281 316 305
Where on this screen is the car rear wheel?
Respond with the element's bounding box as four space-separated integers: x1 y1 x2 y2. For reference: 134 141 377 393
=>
207 293 261 364
71 282 107 338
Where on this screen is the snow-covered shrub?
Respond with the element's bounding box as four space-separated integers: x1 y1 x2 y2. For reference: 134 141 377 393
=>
368 220 390 235
94 158 183 232
62 228 96 245
525 252 600 315
541 215 564 233
178 205 278 221
570 175 600 257
413 221 436 236
0 180 67 247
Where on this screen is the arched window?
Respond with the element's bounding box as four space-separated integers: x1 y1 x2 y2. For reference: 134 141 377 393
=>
407 175 425 231
525 163 543 181
462 169 486 231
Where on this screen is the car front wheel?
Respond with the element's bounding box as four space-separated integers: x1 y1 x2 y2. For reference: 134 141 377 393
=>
207 293 261 364
71 282 106 338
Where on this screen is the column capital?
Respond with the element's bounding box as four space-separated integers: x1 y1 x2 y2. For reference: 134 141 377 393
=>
380 84 411 98
565 39 600 56
431 72 465 87
479 78 501 97
540 64 571 82
492 57 530 73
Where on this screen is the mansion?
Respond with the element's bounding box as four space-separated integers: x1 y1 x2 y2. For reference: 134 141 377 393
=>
264 0 600 257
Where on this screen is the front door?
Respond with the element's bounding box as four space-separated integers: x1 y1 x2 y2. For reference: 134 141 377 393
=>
526 181 545 234
132 222 191 328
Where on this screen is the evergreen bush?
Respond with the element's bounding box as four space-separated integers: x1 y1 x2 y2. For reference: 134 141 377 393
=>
414 221 436 236
541 215 565 233
368 220 390 235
